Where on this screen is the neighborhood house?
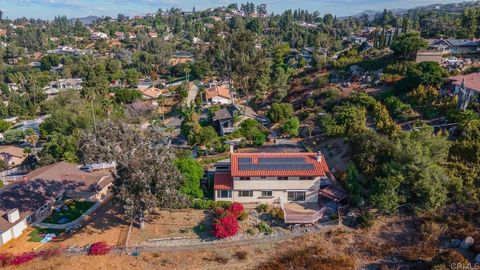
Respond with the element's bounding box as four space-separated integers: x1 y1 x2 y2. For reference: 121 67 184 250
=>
0 162 113 247
428 39 480 55
213 151 347 223
214 151 332 204
204 85 232 105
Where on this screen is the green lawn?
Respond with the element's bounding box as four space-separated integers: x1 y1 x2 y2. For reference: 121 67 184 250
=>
28 228 63 242
42 201 95 224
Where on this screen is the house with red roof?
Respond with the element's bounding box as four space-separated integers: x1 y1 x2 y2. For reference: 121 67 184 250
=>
450 73 480 110
214 152 347 223
204 85 232 105
213 151 343 223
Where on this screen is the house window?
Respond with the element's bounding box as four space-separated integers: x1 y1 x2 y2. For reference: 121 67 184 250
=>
288 191 306 202
240 177 251 180
299 177 314 180
217 190 232 198
260 177 266 179
261 190 273 197
278 177 288 180
238 190 253 197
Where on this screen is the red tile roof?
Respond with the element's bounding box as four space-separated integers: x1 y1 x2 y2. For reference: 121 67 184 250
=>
230 152 330 177
214 172 233 190
205 85 231 100
451 73 480 93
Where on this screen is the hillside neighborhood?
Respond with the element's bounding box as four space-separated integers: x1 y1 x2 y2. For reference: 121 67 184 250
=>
0 1 479 269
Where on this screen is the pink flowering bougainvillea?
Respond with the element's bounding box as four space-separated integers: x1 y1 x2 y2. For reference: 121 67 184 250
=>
88 241 111 256
9 252 37 266
212 214 239 239
227 202 245 218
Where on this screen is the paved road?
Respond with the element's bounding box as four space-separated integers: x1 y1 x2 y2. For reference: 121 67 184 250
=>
185 84 198 107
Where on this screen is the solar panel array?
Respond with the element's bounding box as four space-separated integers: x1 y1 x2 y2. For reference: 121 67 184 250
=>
258 157 306 164
237 156 314 171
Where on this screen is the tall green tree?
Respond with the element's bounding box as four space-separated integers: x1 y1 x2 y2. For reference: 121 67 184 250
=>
390 32 428 60
79 121 189 229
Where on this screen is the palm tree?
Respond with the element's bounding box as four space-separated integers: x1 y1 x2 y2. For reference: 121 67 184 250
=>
101 97 114 119
25 133 39 156
84 88 97 132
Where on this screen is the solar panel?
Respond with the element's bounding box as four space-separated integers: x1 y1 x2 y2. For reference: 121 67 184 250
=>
239 163 314 171
238 158 252 164
258 157 306 164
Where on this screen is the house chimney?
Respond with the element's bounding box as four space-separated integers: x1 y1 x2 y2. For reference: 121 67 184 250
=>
230 144 235 154
316 151 323 162
7 209 20 223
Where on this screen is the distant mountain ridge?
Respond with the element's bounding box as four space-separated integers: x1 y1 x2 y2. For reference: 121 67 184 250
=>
348 1 478 19
69 16 100 25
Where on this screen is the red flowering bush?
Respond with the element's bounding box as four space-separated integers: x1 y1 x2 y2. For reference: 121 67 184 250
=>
0 253 11 267
228 202 245 218
88 241 111 256
212 214 239 239
9 251 37 265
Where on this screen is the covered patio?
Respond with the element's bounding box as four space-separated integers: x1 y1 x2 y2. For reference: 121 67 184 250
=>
281 202 326 224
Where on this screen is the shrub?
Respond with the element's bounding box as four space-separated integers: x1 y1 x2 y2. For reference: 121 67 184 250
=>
356 213 375 229
196 223 207 232
305 98 315 107
212 214 239 239
228 202 245 218
237 211 249 221
191 199 214 209
256 204 270 213
214 201 233 209
234 250 248 260
213 252 230 263
88 241 111 256
269 207 284 221
9 252 37 265
301 77 312 86
246 228 256 235
258 222 273 235
420 221 445 242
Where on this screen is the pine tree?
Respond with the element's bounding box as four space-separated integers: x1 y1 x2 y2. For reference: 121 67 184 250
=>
346 162 362 206
402 17 408 34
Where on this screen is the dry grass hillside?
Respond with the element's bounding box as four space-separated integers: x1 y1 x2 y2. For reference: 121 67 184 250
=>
6 212 474 270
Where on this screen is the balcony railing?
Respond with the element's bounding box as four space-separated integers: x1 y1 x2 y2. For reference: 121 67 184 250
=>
279 198 326 224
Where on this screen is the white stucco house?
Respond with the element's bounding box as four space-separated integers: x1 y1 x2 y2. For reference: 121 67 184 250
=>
204 85 232 105
212 151 347 223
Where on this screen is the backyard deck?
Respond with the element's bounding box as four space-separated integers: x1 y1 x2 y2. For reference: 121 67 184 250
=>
282 202 326 224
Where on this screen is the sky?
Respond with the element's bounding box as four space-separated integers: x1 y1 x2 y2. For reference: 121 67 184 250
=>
0 0 467 20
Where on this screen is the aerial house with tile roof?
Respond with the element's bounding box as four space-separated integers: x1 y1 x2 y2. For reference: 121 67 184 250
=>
213 151 339 223
204 85 233 105
449 73 480 110
0 162 113 247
